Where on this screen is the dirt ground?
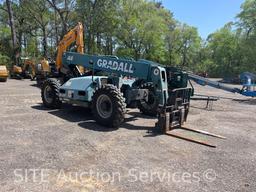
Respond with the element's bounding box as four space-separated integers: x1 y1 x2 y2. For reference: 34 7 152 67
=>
0 79 255 192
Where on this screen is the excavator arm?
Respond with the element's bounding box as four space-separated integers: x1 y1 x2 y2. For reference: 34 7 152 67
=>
23 59 36 79
56 22 84 73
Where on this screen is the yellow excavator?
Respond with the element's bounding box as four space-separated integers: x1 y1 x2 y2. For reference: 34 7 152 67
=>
11 64 22 79
11 58 36 80
0 65 8 82
36 22 84 85
23 59 36 80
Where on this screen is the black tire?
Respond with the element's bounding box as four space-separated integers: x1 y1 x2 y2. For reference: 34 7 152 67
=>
92 84 126 128
13 74 22 80
41 78 61 109
0 78 7 82
36 75 46 87
137 83 159 116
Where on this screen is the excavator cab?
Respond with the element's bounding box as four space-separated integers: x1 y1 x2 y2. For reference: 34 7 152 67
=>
37 58 51 73
35 58 54 86
22 59 36 79
11 64 23 79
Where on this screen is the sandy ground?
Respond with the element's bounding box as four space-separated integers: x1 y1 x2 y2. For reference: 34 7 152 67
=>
0 79 255 192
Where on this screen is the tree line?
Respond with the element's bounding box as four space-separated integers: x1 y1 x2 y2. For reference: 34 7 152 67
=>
0 0 255 77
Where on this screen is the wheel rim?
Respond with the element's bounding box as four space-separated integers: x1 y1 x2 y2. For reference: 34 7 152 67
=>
44 85 53 104
96 94 113 119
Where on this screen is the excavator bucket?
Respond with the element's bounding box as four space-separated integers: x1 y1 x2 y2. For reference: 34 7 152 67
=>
155 88 226 147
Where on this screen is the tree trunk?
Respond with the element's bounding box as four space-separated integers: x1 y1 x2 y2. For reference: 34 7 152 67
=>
62 0 68 35
86 25 91 54
96 32 101 53
168 43 173 65
182 47 187 67
6 0 19 64
134 49 140 60
109 36 113 55
18 32 23 55
42 27 48 57
105 36 112 55
60 16 68 38
54 9 58 45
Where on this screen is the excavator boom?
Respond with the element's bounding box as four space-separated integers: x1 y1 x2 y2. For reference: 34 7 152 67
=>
36 22 85 86
23 59 36 79
56 22 84 72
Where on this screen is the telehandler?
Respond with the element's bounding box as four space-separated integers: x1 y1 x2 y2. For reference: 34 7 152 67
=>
44 52 229 147
41 24 226 147
41 51 192 130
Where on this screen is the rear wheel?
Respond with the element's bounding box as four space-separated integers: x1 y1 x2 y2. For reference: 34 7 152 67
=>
92 84 126 128
41 78 61 108
138 83 159 116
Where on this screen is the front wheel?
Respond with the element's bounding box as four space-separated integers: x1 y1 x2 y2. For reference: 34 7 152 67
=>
92 84 126 128
41 78 61 109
